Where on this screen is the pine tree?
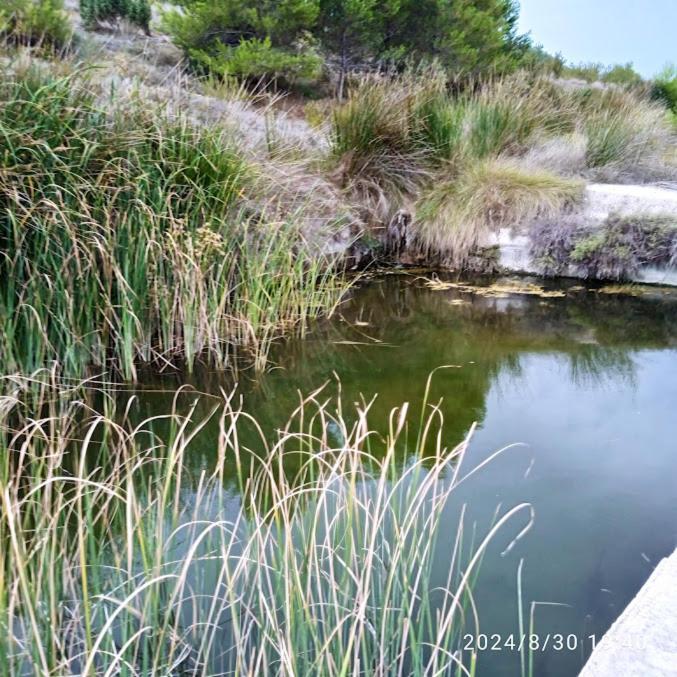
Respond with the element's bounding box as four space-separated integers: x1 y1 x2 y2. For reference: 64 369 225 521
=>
79 0 152 33
128 0 151 34
383 0 526 76
317 0 399 98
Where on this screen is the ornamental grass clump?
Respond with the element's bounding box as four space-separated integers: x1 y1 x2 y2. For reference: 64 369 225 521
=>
576 87 675 180
414 159 584 265
330 71 676 264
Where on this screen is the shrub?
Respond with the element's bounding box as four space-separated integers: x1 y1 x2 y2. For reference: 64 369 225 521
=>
562 62 643 88
191 36 323 87
652 64 677 114
0 0 72 51
531 214 677 279
80 0 152 34
562 62 605 83
162 0 321 87
602 63 643 88
519 44 565 77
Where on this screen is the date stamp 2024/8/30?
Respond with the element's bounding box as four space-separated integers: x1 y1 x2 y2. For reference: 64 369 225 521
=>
461 633 602 653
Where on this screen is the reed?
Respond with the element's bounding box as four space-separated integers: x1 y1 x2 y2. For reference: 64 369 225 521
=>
0 372 532 676
0 66 349 382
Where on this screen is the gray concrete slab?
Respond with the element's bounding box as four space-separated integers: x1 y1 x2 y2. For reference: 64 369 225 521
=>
580 549 677 676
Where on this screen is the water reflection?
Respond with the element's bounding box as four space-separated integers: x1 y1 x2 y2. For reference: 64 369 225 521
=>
126 276 677 676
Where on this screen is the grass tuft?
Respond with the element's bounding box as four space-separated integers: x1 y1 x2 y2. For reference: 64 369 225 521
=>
414 159 584 265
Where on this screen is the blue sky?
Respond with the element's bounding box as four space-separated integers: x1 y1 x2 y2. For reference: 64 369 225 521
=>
517 0 676 77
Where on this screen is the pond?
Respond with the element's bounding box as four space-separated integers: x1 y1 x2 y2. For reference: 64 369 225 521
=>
128 274 677 676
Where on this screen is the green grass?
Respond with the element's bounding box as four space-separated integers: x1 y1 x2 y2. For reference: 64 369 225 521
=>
328 71 675 263
0 66 349 381
415 158 584 264
0 373 533 675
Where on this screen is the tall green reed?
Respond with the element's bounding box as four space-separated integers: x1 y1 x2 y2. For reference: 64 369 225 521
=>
0 67 348 382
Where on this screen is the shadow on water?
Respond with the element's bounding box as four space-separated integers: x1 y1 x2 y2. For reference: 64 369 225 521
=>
121 275 677 676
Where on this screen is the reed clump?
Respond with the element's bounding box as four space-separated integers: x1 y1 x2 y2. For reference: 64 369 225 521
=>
0 66 349 381
0 373 532 675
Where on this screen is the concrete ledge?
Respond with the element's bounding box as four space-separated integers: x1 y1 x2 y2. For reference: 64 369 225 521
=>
580 550 677 676
487 183 677 286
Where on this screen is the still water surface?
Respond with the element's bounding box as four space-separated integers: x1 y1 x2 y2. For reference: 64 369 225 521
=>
133 275 677 676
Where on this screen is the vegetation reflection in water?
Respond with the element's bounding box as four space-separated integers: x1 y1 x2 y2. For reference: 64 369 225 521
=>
127 275 677 676
1 367 533 676
3 275 677 676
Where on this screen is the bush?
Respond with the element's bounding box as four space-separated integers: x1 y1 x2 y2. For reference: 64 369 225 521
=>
162 0 321 87
561 62 643 88
602 63 643 88
0 0 72 51
80 0 152 34
562 62 605 83
191 36 323 87
531 214 677 280
652 64 677 114
519 44 565 77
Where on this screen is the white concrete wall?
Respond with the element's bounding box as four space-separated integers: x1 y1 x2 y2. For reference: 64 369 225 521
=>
580 550 677 676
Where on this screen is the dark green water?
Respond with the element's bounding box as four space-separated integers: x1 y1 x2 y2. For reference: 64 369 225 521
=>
131 275 677 676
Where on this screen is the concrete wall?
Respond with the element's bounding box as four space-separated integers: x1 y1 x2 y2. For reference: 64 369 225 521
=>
487 184 677 287
580 550 677 676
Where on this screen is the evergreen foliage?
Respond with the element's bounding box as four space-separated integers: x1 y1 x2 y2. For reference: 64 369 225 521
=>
163 0 321 86
163 0 529 88
652 64 677 115
0 0 72 50
80 0 152 34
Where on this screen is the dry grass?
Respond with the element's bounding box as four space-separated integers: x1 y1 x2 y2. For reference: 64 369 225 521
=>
582 91 677 181
329 72 676 263
414 159 584 264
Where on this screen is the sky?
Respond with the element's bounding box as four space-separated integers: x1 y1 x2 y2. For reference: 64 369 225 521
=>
517 0 677 78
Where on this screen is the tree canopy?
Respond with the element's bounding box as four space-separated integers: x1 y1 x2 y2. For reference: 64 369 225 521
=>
164 0 529 87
